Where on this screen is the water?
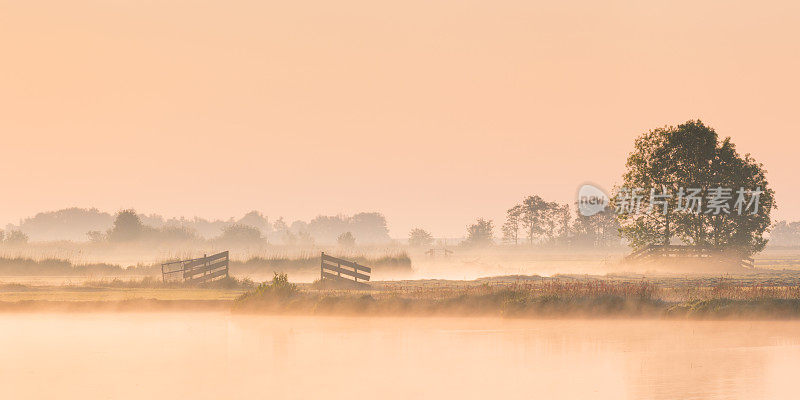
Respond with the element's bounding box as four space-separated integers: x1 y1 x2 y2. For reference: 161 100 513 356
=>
1 313 799 399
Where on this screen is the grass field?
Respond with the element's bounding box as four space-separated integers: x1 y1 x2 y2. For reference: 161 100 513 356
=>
3 269 800 303
2 250 800 318
0 287 244 302
226 269 800 319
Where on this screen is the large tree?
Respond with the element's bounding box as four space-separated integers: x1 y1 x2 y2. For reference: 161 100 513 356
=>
617 120 774 255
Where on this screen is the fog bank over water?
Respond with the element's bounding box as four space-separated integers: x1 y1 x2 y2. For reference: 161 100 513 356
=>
2 314 799 399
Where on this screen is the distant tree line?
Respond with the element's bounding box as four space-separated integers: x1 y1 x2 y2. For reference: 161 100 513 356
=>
0 229 29 245
1 120 783 256
770 221 800 247
405 196 621 249
451 120 776 254
453 198 620 249
6 208 391 246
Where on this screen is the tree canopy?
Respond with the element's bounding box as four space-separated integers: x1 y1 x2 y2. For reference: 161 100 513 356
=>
617 120 774 255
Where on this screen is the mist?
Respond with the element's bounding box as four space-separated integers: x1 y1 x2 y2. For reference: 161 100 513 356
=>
4 0 800 398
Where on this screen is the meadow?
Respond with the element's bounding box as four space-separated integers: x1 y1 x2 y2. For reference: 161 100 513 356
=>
0 251 412 281
5 268 800 319
1 245 799 319
228 270 800 319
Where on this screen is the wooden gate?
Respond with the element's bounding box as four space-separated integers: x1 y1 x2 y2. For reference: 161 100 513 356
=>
161 251 230 284
320 252 371 287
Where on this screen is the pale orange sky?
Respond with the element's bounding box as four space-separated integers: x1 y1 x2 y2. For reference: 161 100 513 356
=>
1 0 798 237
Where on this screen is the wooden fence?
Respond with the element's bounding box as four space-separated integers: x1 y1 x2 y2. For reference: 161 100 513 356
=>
425 248 453 257
624 245 754 269
161 251 230 284
320 252 371 287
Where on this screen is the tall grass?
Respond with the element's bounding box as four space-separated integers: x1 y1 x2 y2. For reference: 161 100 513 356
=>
0 257 124 276
79 275 256 289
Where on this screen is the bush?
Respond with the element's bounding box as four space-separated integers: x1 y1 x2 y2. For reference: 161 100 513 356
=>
238 272 297 302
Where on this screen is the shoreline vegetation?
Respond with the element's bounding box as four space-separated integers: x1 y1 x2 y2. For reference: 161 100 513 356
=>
233 272 800 319
3 271 800 319
0 253 413 277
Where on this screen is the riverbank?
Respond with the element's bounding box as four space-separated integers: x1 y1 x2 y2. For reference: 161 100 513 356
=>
3 271 800 319
234 273 800 319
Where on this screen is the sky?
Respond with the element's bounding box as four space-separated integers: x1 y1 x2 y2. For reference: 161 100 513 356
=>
1 0 799 238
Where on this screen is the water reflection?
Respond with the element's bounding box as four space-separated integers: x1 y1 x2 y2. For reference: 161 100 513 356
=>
1 314 798 399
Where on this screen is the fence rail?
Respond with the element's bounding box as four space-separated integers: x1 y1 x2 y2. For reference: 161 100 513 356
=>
320 252 371 287
162 251 230 284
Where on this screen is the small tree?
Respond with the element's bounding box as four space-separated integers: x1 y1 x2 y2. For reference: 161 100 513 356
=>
108 209 144 242
502 205 523 245
408 228 434 247
557 204 571 239
273 217 290 234
281 230 297 245
337 231 356 247
5 230 28 244
86 230 106 243
540 201 562 240
521 195 561 245
572 205 621 248
516 196 565 245
156 226 198 242
218 224 263 244
296 230 315 247
462 218 494 247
